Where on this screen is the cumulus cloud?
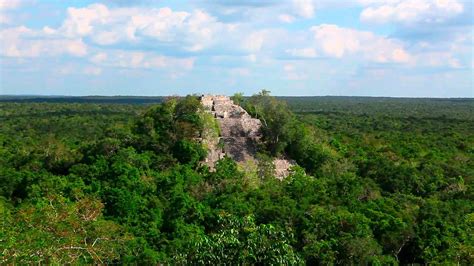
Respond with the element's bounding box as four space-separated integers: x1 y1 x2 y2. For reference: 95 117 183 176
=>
360 0 464 24
1 0 467 90
308 24 411 63
356 0 470 70
408 38 468 69
0 26 88 57
59 4 236 52
1 3 203 73
61 4 110 37
283 24 413 63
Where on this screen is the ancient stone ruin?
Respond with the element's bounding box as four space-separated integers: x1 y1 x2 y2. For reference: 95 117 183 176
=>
200 95 294 179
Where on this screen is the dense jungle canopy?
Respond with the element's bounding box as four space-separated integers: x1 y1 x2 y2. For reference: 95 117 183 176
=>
0 93 472 264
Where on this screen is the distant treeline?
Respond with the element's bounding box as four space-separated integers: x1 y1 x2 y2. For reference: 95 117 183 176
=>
2 95 472 106
0 96 167 104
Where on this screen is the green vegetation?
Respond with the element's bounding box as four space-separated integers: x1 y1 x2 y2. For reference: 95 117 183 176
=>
1 94 472 264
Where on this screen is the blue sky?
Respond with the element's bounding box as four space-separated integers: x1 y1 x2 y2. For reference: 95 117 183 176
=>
0 0 472 97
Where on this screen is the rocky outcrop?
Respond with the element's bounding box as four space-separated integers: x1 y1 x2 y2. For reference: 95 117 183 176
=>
200 95 294 179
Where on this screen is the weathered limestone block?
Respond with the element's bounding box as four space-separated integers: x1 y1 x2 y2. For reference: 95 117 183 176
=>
273 158 296 180
200 95 214 110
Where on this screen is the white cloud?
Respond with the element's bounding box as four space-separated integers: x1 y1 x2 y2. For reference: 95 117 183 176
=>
292 0 315 18
126 8 190 43
360 0 464 24
61 4 110 37
183 9 226 51
2 1 466 82
42 26 57 35
90 52 107 63
92 30 121 45
310 24 411 63
0 0 22 10
413 51 462 68
242 31 266 52
0 26 88 58
391 48 411 62
59 4 235 52
0 0 25 24
65 40 88 56
241 29 286 54
0 4 222 75
406 33 471 69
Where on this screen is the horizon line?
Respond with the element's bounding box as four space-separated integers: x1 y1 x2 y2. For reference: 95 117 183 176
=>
1 94 473 99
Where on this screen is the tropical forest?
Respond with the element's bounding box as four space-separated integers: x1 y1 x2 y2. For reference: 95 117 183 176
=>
1 92 472 264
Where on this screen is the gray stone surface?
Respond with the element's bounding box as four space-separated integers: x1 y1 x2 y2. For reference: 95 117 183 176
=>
199 95 294 178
